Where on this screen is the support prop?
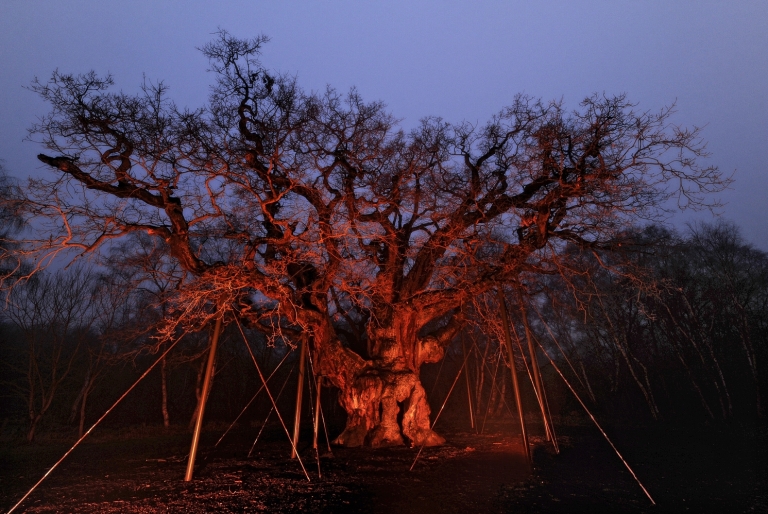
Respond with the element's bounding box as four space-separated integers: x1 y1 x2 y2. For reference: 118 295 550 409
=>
248 362 296 457
509 296 559 453
305 364 321 477
461 333 476 431
313 376 322 450
291 336 307 459
498 288 531 468
212 349 293 449
480 350 503 434
307 350 333 454
517 289 555 444
185 313 224 482
233 318 310 480
533 332 656 505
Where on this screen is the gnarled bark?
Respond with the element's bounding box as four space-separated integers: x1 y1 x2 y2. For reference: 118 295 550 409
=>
334 365 444 448
316 312 456 448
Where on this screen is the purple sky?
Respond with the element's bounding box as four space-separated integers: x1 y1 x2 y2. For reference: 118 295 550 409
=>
2 1 766 248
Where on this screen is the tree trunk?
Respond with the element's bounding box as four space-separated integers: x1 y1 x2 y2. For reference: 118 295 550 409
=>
493 371 507 418
161 357 170 428
78 386 89 437
188 355 207 430
474 340 491 418
69 374 87 424
333 365 444 448
27 414 41 443
316 315 449 448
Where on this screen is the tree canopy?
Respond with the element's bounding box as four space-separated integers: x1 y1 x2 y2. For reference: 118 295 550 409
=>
19 31 729 446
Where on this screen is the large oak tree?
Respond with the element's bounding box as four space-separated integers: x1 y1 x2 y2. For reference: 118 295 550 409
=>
21 32 727 446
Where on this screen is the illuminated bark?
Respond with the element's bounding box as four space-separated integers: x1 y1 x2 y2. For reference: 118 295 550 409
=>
327 313 456 447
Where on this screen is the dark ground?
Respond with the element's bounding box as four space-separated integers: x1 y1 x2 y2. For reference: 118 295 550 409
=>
1 418 766 513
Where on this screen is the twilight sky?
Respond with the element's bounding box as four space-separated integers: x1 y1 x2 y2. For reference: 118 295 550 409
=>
1 1 766 248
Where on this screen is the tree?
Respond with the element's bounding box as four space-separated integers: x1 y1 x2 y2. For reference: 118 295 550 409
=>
21 31 728 447
648 221 767 419
66 267 142 437
3 266 97 441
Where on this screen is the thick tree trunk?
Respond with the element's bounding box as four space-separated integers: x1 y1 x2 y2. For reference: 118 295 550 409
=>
334 365 444 447
318 317 449 448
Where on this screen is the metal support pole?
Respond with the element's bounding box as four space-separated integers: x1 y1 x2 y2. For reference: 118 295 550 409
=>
518 289 554 442
497 288 531 467
291 337 307 459
313 376 322 450
461 335 475 430
185 314 224 481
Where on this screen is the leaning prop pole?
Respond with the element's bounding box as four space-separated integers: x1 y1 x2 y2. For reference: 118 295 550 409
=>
517 289 555 444
461 333 476 430
185 313 224 482
233 318 310 479
480 351 503 434
498 288 531 467
248 362 296 457
211 349 294 450
306 359 322 477
291 336 307 459
313 376 322 450
307 350 333 454
509 318 560 454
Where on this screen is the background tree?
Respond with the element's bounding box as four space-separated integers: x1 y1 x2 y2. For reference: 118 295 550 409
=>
65 267 139 437
109 232 186 428
2 266 97 441
527 222 767 423
20 31 729 447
